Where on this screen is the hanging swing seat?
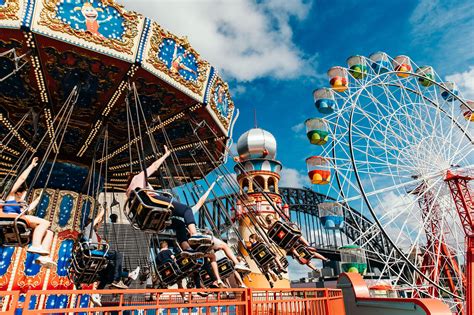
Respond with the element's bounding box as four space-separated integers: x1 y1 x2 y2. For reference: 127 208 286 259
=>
174 252 204 275
156 260 183 287
199 257 235 287
249 242 276 268
267 221 301 250
125 189 173 233
68 240 109 286
293 244 314 264
279 256 289 269
0 217 32 247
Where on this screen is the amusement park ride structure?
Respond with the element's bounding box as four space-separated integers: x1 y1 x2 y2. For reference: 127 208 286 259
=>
0 0 473 314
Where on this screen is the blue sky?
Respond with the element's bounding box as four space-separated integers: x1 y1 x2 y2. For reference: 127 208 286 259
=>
120 0 474 188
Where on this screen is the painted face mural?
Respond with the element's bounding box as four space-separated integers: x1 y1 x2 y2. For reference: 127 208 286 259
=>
214 84 229 117
56 0 125 40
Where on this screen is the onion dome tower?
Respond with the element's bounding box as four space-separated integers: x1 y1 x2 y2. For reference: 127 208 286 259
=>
234 128 290 288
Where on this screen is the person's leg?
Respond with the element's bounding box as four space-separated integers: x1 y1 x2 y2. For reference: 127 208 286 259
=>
275 256 285 271
177 279 187 300
233 271 245 287
41 230 53 252
208 253 227 288
213 238 238 265
24 216 50 249
171 201 197 235
307 262 318 271
311 251 328 261
113 252 124 282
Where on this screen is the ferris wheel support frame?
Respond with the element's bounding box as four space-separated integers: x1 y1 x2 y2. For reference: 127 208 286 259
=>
410 183 464 314
445 171 474 314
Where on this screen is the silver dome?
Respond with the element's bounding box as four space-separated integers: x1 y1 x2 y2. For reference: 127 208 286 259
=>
236 128 277 160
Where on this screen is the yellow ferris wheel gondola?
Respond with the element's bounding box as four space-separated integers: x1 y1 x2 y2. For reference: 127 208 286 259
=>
392 55 412 78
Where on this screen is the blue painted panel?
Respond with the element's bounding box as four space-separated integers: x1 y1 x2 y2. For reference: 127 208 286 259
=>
24 250 41 276
56 0 125 40
58 194 74 227
0 0 6 6
35 192 50 219
0 247 14 276
56 239 74 277
45 294 69 309
320 215 344 230
15 294 37 315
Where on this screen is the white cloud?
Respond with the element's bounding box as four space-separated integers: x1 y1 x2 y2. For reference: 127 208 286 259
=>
291 122 304 133
409 0 474 70
279 167 307 188
117 0 314 81
410 0 474 34
446 66 474 99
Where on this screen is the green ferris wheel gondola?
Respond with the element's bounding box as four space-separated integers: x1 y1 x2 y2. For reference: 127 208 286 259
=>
305 118 329 145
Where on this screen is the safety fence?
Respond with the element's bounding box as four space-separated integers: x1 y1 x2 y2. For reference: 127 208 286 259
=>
0 288 344 315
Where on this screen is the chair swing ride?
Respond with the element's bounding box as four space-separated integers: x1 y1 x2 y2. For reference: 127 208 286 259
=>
0 0 325 301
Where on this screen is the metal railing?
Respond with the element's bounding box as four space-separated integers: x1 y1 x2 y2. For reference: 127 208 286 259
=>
0 287 344 315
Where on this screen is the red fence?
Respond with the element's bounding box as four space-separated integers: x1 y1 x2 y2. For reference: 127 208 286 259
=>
0 288 344 315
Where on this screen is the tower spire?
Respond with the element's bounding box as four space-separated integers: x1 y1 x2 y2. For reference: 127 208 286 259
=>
254 108 258 128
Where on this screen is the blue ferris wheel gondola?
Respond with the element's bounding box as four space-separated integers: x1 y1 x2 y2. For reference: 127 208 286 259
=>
318 202 344 230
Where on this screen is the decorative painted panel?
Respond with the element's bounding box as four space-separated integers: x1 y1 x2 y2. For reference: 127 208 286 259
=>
206 75 235 133
47 231 76 290
32 188 56 219
75 195 95 231
142 22 211 102
0 0 24 28
31 0 145 61
52 190 78 231
0 246 17 290
10 247 47 292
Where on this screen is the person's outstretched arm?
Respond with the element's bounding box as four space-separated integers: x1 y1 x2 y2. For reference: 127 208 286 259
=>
93 205 105 228
27 195 41 213
191 176 222 213
127 146 171 196
11 157 38 195
145 145 171 178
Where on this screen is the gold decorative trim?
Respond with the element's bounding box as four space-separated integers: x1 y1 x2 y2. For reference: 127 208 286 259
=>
209 76 235 130
37 0 141 55
0 0 20 20
145 22 210 96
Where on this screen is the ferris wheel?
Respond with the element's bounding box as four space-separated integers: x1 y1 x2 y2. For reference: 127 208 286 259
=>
304 52 473 313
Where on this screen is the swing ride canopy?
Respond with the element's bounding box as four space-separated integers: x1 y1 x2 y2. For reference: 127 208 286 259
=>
0 0 235 190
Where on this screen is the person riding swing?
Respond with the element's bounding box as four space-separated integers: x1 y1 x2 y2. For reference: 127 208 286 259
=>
0 157 56 268
125 145 212 257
